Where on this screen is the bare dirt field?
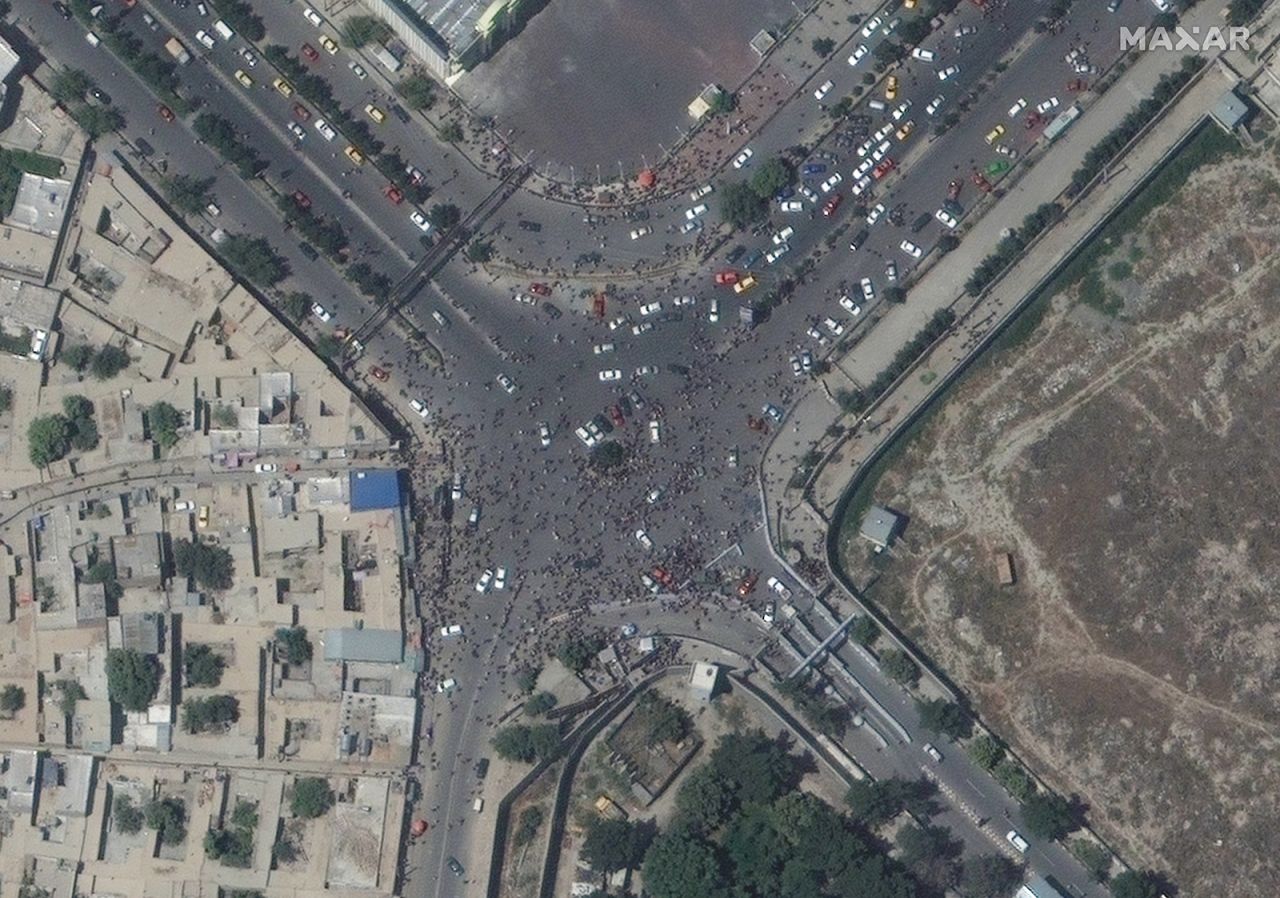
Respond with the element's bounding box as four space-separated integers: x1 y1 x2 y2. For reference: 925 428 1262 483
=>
838 130 1280 897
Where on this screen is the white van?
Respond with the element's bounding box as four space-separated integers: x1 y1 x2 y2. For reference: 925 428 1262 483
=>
212 19 235 41
472 798 484 813
867 99 887 111
85 31 101 47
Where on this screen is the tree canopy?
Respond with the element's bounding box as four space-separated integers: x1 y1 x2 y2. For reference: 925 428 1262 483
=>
492 723 560 763
106 648 159 711
291 777 333 818
581 817 655 873
1022 791 1079 840
173 539 235 591
915 698 971 739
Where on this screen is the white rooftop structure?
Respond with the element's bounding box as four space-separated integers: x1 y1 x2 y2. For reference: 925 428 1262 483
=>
7 173 73 238
689 661 720 701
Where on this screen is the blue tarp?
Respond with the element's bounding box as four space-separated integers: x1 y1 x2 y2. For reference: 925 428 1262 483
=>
349 469 403 511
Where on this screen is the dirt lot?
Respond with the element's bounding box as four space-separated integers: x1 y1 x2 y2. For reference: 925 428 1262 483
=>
838 133 1280 896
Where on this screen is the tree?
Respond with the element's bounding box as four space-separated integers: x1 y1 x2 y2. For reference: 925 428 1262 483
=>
993 758 1036 802
556 635 601 673
719 181 766 229
1071 838 1113 882
898 822 961 890
708 89 735 115
673 765 735 834
51 68 94 105
341 14 390 47
915 698 971 739
1110 870 1164 898
440 121 464 142
313 333 342 360
874 39 905 66
960 854 1022 898
1022 791 1078 840
106 648 159 711
222 235 288 286
396 72 436 110
465 238 494 264
582 818 654 873
54 679 86 716
514 665 539 693
880 648 919 686
173 539 235 590
845 776 936 826
589 440 627 471
145 797 187 844
884 286 906 304
184 644 225 687
850 615 880 646
524 691 557 716
61 343 93 372
967 734 1005 770
513 806 544 846
280 290 311 323
113 795 145 833
428 203 461 230
147 402 185 449
812 37 835 57
492 723 560 762
291 777 333 818
91 344 131 380
749 157 791 199
28 414 71 467
182 695 239 733
162 174 215 216
634 691 691 745
72 104 125 138
708 730 797 807
641 832 726 898
0 684 24 716
275 627 312 664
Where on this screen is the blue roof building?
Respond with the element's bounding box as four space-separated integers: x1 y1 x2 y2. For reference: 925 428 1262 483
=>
349 470 403 511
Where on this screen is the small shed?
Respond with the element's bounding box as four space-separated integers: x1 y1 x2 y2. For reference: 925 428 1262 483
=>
689 661 720 701
859 505 902 550
1209 88 1251 133
996 552 1016 586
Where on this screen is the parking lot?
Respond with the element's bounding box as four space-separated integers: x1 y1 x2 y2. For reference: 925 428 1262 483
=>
455 0 799 175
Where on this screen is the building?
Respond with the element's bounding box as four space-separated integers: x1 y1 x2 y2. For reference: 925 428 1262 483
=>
859 505 902 550
996 552 1016 586
688 662 720 701
323 628 404 665
361 0 546 77
1016 876 1068 898
1209 87 1252 133
349 469 404 511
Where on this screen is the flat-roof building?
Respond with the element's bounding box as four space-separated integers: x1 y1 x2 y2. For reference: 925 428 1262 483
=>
1017 876 1067 898
323 628 404 665
689 661 720 701
362 0 545 76
860 505 903 550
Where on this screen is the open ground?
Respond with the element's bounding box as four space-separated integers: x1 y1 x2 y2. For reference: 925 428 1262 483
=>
837 126 1280 897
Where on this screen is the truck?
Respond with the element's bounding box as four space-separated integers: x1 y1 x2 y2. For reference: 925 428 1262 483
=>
164 36 191 64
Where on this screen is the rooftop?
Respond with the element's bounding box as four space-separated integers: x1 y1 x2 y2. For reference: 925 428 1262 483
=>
323 628 404 664
7 172 73 238
859 505 902 548
349 469 403 511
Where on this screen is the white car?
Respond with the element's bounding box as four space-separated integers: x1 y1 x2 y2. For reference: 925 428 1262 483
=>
673 295 695 307
860 277 876 301
538 422 551 447
799 184 819 204
875 123 895 141
772 226 795 245
314 118 337 141
632 322 653 336
690 183 713 200
955 24 976 37
925 95 946 116
640 301 662 316
839 295 862 316
475 569 494 593
1037 96 1060 114
512 292 535 305
173 500 195 512
847 43 869 66
635 529 653 550
780 199 804 213
440 624 463 637
310 303 332 322
935 208 958 229
1008 98 1028 118
599 369 622 382
765 244 790 265
629 226 652 240
348 61 368 80
763 602 776 625
1006 830 1029 853
856 138 875 159
708 299 719 322
641 573 659 594
593 342 615 354
494 567 507 590
287 122 306 141
823 317 845 337
854 159 874 179
860 15 883 37
451 472 463 501
646 487 663 504
900 239 924 259
871 140 892 162
409 398 429 419
649 419 661 443
813 79 834 101
767 575 793 600
866 203 886 226
938 65 959 81
820 172 843 193
575 426 597 448
807 326 827 345
195 29 216 49
436 677 457 693
303 5 324 26
850 175 872 196
496 373 517 394
791 356 803 377
911 47 936 62
410 210 432 232
885 260 898 282
924 743 943 763
680 219 702 235
254 463 277 474
891 101 912 122
732 147 754 168
685 203 708 220
635 365 657 377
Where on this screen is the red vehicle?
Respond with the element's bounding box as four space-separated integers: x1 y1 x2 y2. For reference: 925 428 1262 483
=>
822 194 843 217
652 566 676 589
872 159 896 180
410 820 429 838
746 415 767 432
737 572 758 597
609 405 625 427
292 190 312 209
384 184 404 205
529 282 551 297
301 43 319 62
1025 112 1043 130
946 179 962 201
369 365 389 382
292 103 311 121
1066 78 1088 92
156 103 174 123
971 171 993 193
714 270 739 286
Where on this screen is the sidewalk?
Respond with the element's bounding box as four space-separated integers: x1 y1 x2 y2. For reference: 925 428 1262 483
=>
759 2 1244 575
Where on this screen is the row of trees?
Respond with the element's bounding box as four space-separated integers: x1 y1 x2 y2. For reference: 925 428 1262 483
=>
965 202 1064 296
719 155 794 229
275 192 350 261
835 308 957 416
61 342 131 381
193 113 266 179
50 68 125 138
67 0 191 114
113 794 187 844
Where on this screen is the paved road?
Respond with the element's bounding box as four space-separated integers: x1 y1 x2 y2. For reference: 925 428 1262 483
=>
13 0 1171 895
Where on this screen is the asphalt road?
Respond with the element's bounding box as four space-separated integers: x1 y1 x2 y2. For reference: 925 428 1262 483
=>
14 0 1164 895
